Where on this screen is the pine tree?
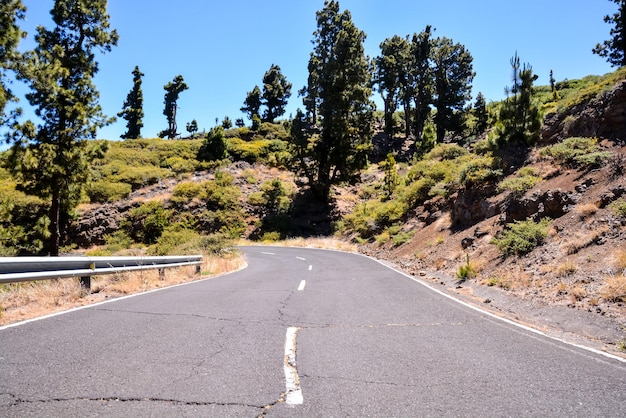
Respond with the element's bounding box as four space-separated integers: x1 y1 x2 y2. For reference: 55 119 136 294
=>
0 0 26 128
473 92 488 135
186 119 198 137
158 75 188 139
374 35 410 137
431 36 475 143
593 0 626 67
297 0 373 200
496 52 541 145
261 64 292 123
118 66 144 139
241 85 262 121
8 0 118 255
409 26 434 142
197 126 227 162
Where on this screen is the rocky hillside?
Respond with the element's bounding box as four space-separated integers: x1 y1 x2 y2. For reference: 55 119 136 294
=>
359 80 626 352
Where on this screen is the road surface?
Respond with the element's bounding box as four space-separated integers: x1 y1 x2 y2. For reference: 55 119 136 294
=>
1 246 625 417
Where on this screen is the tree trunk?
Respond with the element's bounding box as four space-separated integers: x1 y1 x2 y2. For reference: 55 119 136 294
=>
403 102 412 138
49 188 61 256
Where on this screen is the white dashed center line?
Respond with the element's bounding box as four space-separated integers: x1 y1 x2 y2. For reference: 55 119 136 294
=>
284 327 303 405
298 280 306 291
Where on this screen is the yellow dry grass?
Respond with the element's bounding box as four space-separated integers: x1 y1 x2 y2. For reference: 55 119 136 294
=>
600 275 626 303
239 237 358 252
0 251 246 326
561 225 609 255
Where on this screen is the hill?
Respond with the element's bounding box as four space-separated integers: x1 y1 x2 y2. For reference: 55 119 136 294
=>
2 70 626 353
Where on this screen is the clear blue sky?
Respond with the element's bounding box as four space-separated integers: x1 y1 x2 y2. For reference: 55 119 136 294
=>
14 0 618 140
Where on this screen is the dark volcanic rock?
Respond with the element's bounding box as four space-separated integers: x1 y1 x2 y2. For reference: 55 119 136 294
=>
542 80 626 144
504 189 576 223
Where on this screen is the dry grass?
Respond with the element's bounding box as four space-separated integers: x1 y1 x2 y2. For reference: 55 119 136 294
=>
614 250 626 274
0 251 246 326
600 275 626 303
561 226 609 255
555 260 578 278
574 202 599 220
483 275 512 290
240 237 358 252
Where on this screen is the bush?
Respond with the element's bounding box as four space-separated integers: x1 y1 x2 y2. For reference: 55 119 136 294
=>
171 181 203 203
247 179 294 216
150 227 232 256
498 167 542 195
492 217 551 256
425 143 469 161
105 164 173 190
123 200 171 245
198 126 228 162
87 181 132 203
458 156 501 187
609 199 626 217
539 137 608 168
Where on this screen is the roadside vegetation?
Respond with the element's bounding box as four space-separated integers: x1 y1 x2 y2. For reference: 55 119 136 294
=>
1 0 626 348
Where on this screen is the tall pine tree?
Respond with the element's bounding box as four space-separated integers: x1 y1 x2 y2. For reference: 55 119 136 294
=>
296 0 373 200
496 52 541 145
158 75 188 139
0 0 26 129
374 35 410 138
261 64 292 123
8 0 118 255
118 66 144 139
431 36 475 143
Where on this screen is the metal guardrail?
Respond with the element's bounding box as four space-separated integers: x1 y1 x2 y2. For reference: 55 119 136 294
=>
0 255 203 290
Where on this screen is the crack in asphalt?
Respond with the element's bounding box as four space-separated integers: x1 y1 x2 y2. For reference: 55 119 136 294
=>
92 307 247 323
2 393 266 412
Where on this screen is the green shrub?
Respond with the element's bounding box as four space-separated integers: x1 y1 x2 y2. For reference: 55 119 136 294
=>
391 230 414 247
456 254 477 282
498 167 542 195
425 143 469 161
87 181 132 203
149 227 232 256
171 181 203 203
149 227 200 256
492 218 551 256
87 230 134 255
458 155 501 188
539 137 607 168
573 151 613 168
610 198 626 217
400 177 435 208
106 164 173 190
197 209 246 238
247 179 294 215
198 126 228 162
163 156 197 173
123 200 171 245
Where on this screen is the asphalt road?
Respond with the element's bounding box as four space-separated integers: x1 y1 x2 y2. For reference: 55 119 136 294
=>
1 246 625 417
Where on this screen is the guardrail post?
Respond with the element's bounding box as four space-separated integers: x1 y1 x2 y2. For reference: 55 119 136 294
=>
79 276 91 292
196 264 201 274
158 268 165 281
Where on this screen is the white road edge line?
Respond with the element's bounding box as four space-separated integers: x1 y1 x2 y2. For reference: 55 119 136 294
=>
369 258 626 364
298 280 306 291
284 327 303 405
